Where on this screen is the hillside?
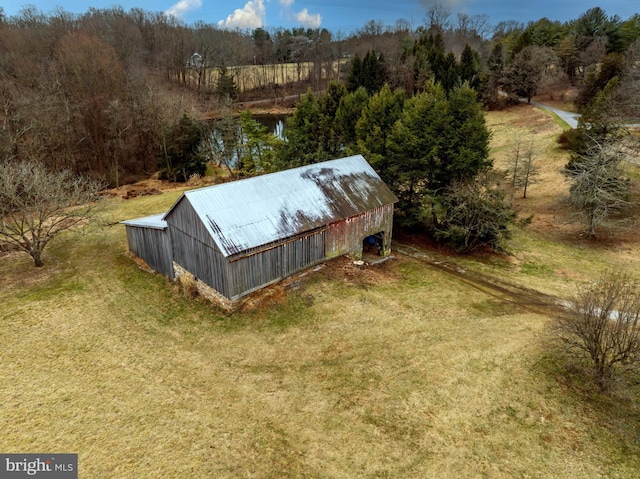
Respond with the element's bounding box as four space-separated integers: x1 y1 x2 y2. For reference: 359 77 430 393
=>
1 103 639 477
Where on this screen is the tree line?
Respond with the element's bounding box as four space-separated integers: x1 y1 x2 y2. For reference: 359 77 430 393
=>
0 4 638 183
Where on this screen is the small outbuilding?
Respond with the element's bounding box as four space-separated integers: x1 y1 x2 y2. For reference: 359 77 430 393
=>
122 155 398 309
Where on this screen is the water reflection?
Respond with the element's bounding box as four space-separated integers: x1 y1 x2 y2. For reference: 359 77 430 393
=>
252 114 287 140
205 113 288 170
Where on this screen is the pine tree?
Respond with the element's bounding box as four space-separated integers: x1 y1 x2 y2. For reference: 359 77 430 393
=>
238 111 282 175
355 84 406 176
459 44 479 90
386 81 451 225
277 90 329 167
444 83 492 186
216 65 239 101
346 54 363 92
334 87 370 151
158 114 207 182
385 82 491 227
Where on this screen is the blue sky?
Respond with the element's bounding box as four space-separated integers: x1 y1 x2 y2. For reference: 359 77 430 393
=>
2 1 638 34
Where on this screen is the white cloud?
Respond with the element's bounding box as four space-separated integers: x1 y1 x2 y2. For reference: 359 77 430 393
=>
165 0 202 19
279 0 295 6
295 8 322 28
218 0 266 29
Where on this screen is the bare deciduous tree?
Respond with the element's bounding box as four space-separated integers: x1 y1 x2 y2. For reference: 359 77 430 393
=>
508 140 538 199
568 139 630 237
0 160 103 267
424 3 451 31
555 271 640 390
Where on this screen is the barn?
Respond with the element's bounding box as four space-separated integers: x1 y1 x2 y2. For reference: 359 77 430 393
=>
122 155 398 309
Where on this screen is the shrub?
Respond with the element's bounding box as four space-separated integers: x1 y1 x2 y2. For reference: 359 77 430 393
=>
554 271 640 391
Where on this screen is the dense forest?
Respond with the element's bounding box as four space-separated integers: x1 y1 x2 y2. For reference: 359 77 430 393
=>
0 4 638 188
0 6 640 184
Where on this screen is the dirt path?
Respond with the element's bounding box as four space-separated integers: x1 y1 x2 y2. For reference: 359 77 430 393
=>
394 243 573 318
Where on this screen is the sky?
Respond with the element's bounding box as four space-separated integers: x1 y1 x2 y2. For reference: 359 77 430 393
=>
2 0 638 34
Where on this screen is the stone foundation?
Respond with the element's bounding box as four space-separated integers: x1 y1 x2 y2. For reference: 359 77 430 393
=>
173 262 236 312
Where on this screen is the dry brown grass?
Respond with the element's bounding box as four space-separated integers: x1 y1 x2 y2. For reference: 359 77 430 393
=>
190 60 348 94
177 271 199 299
1 105 640 477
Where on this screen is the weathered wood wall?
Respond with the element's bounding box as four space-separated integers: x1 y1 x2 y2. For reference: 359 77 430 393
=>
169 227 230 297
326 204 394 259
125 225 174 279
227 229 326 299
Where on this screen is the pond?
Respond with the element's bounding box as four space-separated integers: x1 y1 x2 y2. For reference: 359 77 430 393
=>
251 113 288 139
205 113 290 169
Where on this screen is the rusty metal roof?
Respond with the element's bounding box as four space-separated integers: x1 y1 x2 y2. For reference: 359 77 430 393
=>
165 155 397 257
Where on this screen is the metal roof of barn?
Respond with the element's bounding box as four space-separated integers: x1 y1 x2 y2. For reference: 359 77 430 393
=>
164 155 397 257
120 213 167 230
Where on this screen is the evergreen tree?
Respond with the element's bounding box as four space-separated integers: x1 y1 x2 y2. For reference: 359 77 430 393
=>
238 111 282 175
575 53 625 108
158 114 207 182
444 83 493 186
385 82 491 227
362 51 385 94
441 51 459 93
334 87 370 151
355 84 406 175
566 78 625 169
277 90 329 167
216 65 239 101
386 82 451 225
347 51 386 94
459 44 479 90
483 42 506 106
427 31 447 87
556 34 580 82
406 29 460 93
317 81 347 157
503 45 558 103
346 54 363 92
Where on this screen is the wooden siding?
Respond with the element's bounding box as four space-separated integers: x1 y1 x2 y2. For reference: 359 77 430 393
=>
164 199 218 249
227 230 326 299
169 226 230 298
125 225 174 279
326 204 394 257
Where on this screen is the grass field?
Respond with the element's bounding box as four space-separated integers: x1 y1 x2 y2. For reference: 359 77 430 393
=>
190 60 349 95
1 103 639 478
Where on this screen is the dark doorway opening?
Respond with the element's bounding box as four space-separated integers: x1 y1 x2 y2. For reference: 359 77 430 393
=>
363 232 384 256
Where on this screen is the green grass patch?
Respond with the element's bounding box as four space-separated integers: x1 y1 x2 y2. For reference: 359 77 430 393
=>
520 260 554 276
